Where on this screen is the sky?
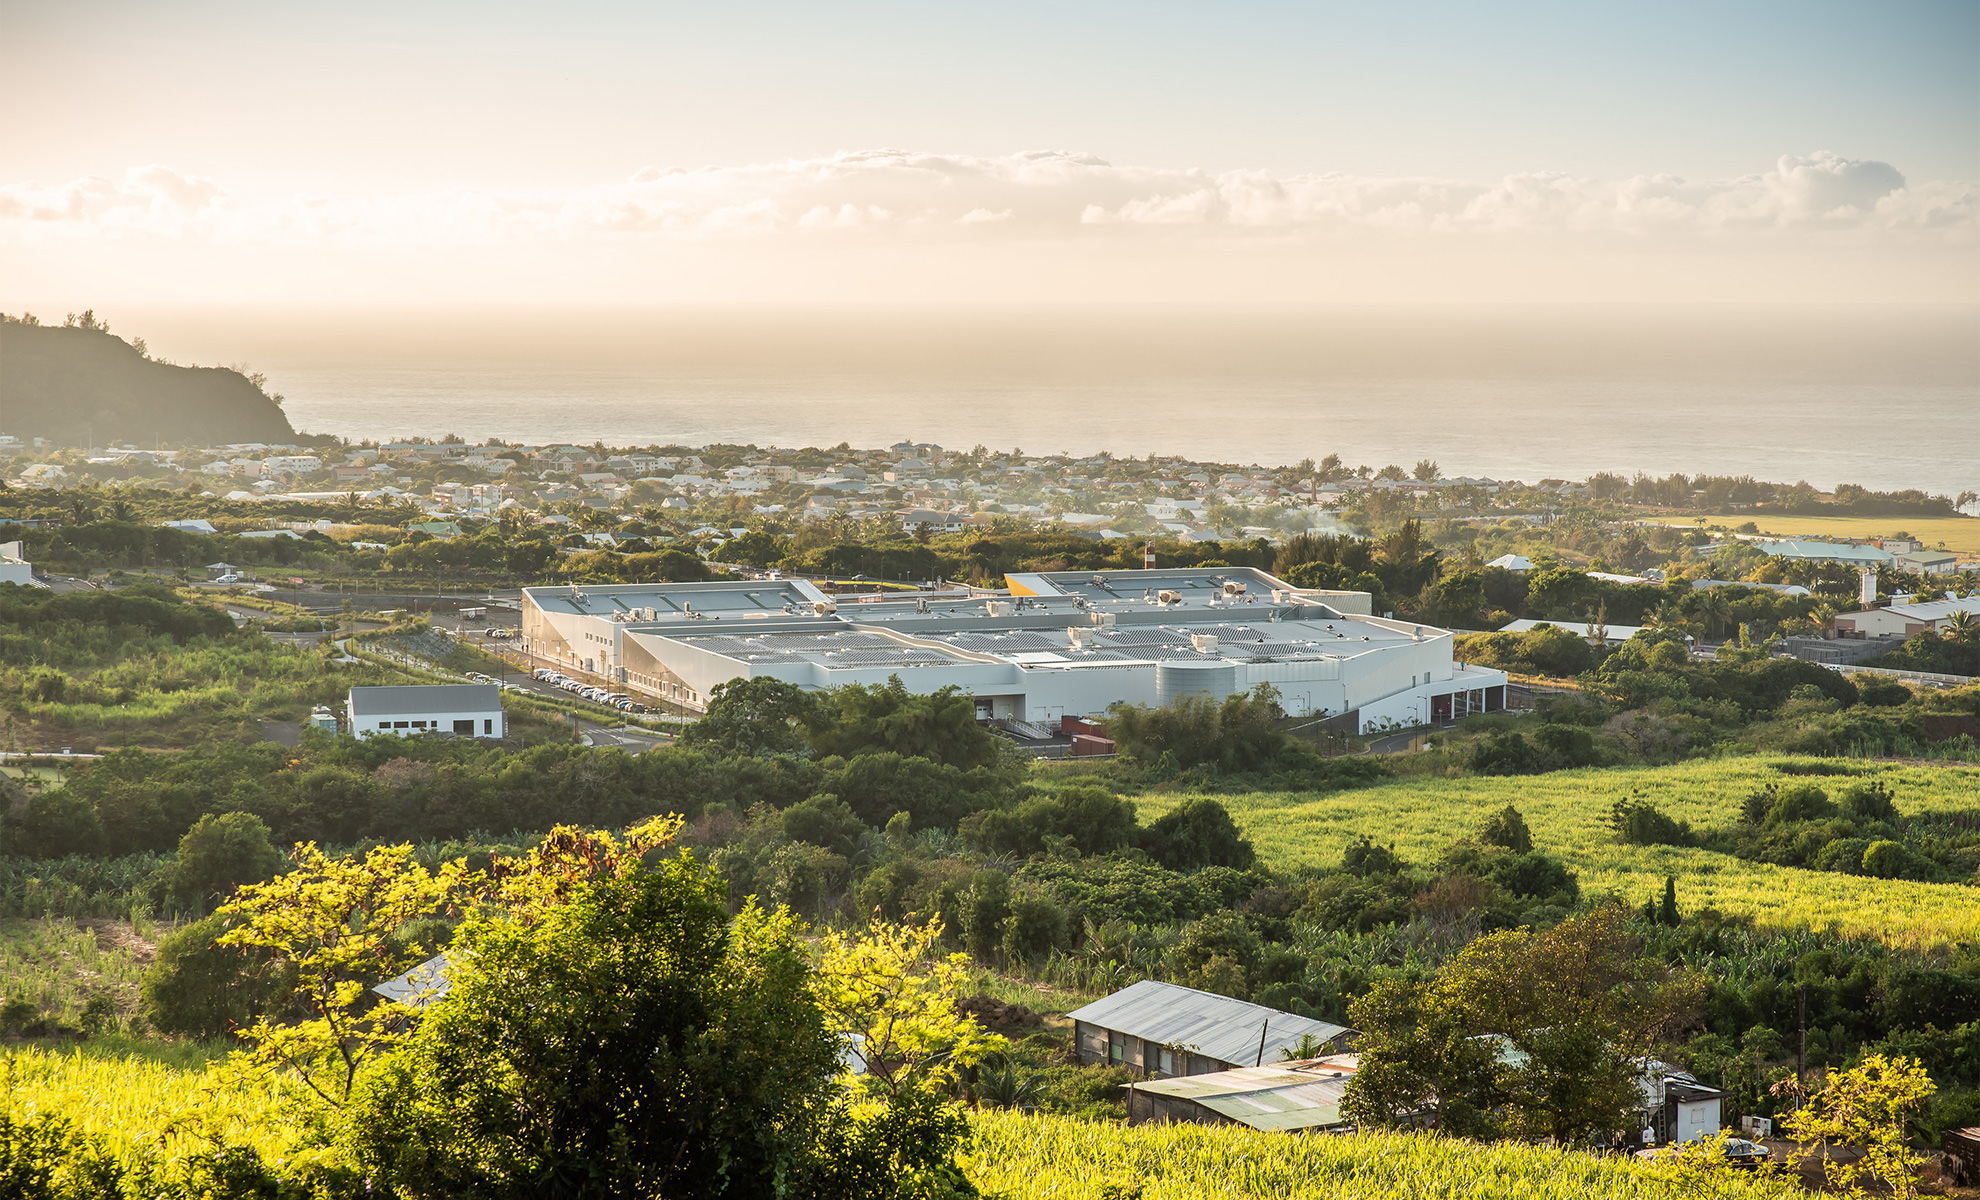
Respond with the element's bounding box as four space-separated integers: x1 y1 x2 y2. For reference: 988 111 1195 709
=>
2 0 1976 306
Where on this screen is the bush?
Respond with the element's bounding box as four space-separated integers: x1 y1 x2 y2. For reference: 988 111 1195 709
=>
167 812 283 912
1477 804 1533 854
1608 798 1692 847
968 785 1139 859
142 913 298 1039
999 892 1069 965
1142 798 1256 871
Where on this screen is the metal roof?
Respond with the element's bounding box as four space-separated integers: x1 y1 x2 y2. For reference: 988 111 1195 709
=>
1133 1055 1361 1132
348 684 502 717
373 953 452 1008
1067 980 1350 1066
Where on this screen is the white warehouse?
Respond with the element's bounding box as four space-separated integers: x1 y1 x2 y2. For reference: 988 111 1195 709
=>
518 567 1508 734
348 684 505 740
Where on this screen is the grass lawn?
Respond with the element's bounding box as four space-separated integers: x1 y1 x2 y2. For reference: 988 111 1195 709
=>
1134 758 1980 945
1694 515 1979 556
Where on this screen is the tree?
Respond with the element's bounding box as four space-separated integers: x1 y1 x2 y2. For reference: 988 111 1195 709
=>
1659 875 1680 927
215 842 473 1106
814 919 1003 1099
346 858 852 1198
1412 459 1441 483
1779 1054 1936 1199
683 675 823 758
167 812 283 912
1343 905 1700 1144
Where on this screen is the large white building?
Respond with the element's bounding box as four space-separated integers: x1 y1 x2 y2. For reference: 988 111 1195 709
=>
519 567 1508 734
348 684 505 740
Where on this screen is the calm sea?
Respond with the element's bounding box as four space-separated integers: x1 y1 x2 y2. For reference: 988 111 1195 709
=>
116 305 1979 496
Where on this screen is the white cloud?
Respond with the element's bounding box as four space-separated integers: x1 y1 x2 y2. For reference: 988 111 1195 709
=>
1 149 1970 254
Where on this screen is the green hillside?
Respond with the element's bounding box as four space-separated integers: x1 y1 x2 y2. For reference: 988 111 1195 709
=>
1134 758 1980 945
0 318 294 447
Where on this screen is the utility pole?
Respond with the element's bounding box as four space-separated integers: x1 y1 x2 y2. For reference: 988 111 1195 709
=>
1797 984 1807 1105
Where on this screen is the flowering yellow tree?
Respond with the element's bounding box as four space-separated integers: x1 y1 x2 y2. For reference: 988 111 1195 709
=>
1780 1053 1937 1199
215 818 684 1107
816 919 1003 1096
216 842 473 1106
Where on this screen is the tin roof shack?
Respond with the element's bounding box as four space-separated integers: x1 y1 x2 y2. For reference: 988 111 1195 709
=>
1067 980 1352 1079
1640 1061 1730 1146
1128 1055 1364 1132
1944 1126 1980 1187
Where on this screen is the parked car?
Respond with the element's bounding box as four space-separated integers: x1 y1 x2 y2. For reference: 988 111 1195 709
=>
1634 1139 1776 1172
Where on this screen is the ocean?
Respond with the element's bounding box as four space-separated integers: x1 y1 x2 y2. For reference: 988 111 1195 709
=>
112 304 1979 496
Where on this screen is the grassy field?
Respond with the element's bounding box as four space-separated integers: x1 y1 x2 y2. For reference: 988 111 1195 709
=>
1655 514 1980 556
0 916 160 1027
1 1045 1797 1200
1134 758 1980 945
963 1110 1797 1199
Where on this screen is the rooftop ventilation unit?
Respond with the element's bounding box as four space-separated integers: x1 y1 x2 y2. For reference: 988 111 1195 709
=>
1090 612 1117 629
985 600 1011 617
1222 581 1247 596
1270 589 1288 603
1068 627 1095 649
811 601 838 616
1157 590 1182 605
1190 633 1220 654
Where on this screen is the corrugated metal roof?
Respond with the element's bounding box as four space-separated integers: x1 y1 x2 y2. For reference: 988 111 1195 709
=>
1134 1056 1359 1132
348 684 502 717
1067 980 1350 1066
373 952 452 1008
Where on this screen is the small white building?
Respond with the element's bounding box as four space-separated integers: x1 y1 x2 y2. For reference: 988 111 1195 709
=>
1640 1061 1728 1145
348 684 505 739
1485 554 1534 572
1834 596 1980 640
0 541 32 587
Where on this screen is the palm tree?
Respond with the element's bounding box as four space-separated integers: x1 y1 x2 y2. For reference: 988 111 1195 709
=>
1945 610 1979 643
1697 593 1734 642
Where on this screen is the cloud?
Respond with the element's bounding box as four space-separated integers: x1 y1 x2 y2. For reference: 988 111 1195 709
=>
0 150 1970 256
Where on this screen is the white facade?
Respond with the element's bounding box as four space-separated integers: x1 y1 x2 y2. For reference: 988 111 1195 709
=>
348 684 505 740
1835 595 1980 640
520 568 1507 733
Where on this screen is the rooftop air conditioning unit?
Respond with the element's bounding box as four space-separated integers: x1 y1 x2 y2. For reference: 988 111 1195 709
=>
1157 590 1182 605
1091 612 1117 628
811 601 838 616
1191 633 1219 654
1222 581 1247 596
1270 589 1288 603
1068 627 1095 648
985 600 1010 617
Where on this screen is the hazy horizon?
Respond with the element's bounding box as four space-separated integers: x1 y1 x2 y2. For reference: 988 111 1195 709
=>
33 302 1969 496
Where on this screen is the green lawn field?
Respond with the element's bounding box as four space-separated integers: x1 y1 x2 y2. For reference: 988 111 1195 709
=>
1646 514 1979 557
1136 758 1980 945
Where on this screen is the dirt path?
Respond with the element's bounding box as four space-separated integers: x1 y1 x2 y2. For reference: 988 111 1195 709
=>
83 917 159 966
